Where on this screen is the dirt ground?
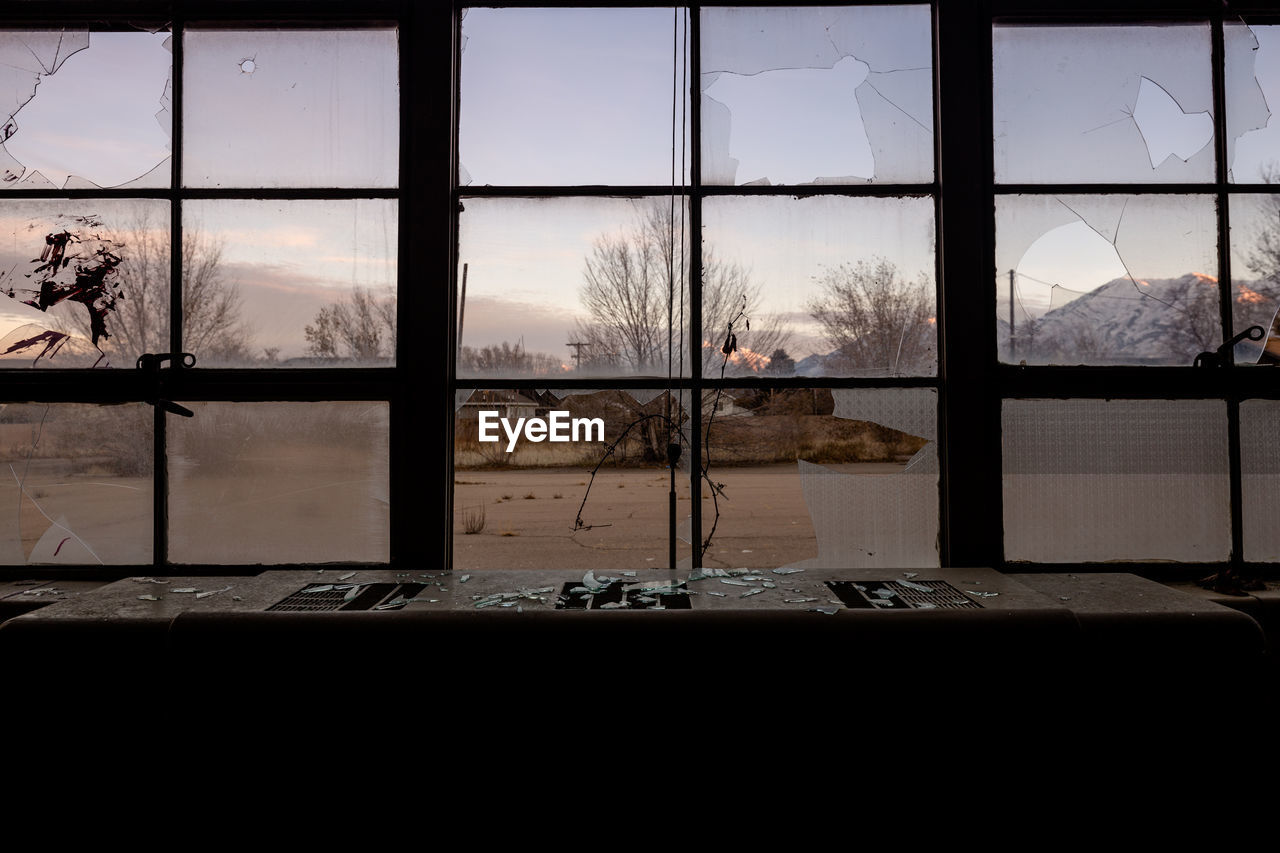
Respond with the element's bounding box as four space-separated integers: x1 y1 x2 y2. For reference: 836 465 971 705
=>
452 461 904 571
0 442 388 566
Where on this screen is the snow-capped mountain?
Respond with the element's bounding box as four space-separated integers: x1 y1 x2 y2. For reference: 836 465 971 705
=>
999 273 1277 365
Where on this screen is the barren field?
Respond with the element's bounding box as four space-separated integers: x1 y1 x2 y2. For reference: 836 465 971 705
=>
452 461 906 571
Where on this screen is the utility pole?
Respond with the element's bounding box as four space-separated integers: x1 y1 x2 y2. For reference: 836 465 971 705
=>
566 341 586 371
1008 268 1016 359
456 262 468 358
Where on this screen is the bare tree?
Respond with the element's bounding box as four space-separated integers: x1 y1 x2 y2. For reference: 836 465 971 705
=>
55 213 250 364
304 286 396 362
458 340 564 375
807 257 935 375
572 201 789 375
1238 166 1280 358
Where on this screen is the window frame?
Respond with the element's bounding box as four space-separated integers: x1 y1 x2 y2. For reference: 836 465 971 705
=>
3 1 1275 581
983 0 1280 581
0 0 415 579
448 1 945 573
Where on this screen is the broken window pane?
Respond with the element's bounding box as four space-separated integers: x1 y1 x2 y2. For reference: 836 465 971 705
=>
701 5 933 185
1229 195 1280 364
1002 399 1229 563
1241 400 1280 562
995 194 1219 365
183 29 398 188
701 387 937 570
1 30 171 190
183 199 396 366
702 194 935 377
1226 24 1280 184
457 196 686 378
168 402 389 564
0 200 170 368
459 8 689 186
0 403 152 564
994 24 1214 184
453 389 692 571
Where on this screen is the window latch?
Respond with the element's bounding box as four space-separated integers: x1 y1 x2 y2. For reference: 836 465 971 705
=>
1193 326 1265 368
135 352 196 371
136 352 197 417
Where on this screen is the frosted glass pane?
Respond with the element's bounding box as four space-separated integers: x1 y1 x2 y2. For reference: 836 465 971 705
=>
0 403 152 564
1003 399 1229 563
168 402 389 564
994 24 1214 184
184 29 398 188
701 5 933 185
1242 400 1280 562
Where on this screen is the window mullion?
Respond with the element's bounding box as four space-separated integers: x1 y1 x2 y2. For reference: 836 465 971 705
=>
689 4 703 571
1212 12 1249 575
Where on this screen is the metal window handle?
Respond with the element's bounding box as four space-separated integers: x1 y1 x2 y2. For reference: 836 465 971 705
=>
1193 326 1265 368
135 352 196 371
135 352 197 417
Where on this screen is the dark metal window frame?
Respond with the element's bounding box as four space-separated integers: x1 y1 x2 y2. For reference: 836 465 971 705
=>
447 1 944 573
0 0 418 579
4 1 1273 581
982 1 1280 580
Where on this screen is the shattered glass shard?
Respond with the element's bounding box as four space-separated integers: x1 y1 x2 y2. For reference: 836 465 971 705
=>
0 326 107 369
703 56 875 184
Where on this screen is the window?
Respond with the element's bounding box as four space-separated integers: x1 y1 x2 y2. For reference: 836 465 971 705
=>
0 6 403 572
451 4 942 575
3 2 1273 583
988 2 1280 582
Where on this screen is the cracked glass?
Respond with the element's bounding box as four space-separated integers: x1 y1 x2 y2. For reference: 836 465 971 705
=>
453 389 693 571
1002 399 1230 563
0 403 152 565
183 29 398 188
0 199 170 369
456 196 687 379
0 29 172 190
994 24 1215 184
459 8 690 187
701 5 933 185
167 402 390 564
696 387 937 570
702 194 935 377
1226 23 1280 184
183 199 397 367
995 194 1219 365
